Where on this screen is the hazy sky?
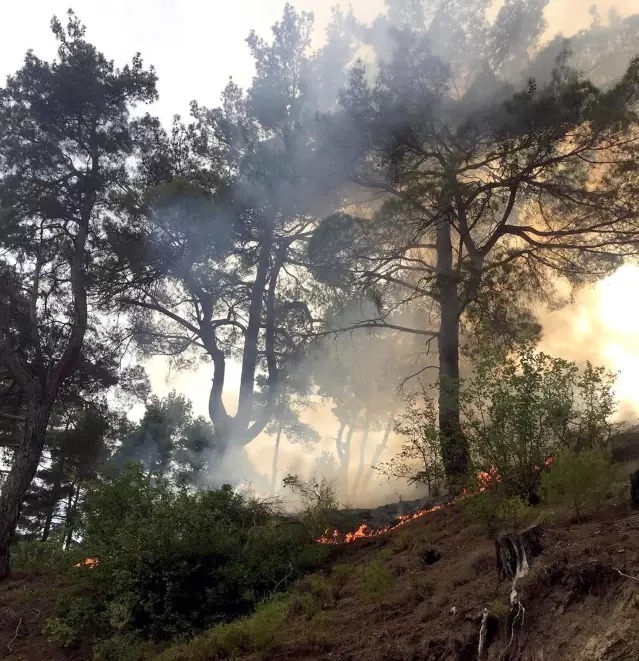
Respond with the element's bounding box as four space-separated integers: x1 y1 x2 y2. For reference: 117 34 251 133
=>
0 0 385 127
2 0 635 126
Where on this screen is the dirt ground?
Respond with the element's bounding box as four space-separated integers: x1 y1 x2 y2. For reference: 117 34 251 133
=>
0 570 92 661
248 500 639 661
2 499 639 660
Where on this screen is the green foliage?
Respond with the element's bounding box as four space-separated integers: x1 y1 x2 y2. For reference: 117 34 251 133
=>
541 448 618 519
461 492 538 538
11 538 77 573
45 463 327 653
93 633 154 661
43 593 95 648
377 385 445 495
574 363 618 450
329 563 354 600
112 392 216 485
155 596 290 661
283 473 340 537
358 558 393 602
462 338 617 501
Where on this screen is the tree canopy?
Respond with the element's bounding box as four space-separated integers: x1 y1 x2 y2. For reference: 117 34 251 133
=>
1 0 639 581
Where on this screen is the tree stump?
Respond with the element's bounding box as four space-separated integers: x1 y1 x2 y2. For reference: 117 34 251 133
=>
495 526 543 582
630 470 639 509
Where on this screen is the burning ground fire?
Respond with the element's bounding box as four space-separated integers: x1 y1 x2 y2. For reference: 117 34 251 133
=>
74 557 99 569
315 492 463 545
316 459 554 545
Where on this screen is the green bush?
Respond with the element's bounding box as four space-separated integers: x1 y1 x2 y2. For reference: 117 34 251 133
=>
155 596 290 661
282 473 340 538
329 563 353 599
461 491 538 538
376 386 445 495
11 537 78 573
46 463 330 653
43 593 95 648
462 338 617 501
541 448 618 519
93 633 155 661
359 558 393 602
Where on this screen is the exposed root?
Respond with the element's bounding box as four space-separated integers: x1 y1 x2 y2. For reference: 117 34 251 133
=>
495 529 538 660
615 568 639 582
499 600 525 661
495 526 542 582
477 608 489 661
7 617 21 652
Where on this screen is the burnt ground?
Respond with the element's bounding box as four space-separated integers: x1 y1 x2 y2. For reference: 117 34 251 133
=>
2 499 639 660
236 500 639 661
0 570 91 661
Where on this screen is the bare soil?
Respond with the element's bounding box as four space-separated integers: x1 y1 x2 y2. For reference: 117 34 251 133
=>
0 570 91 661
252 500 639 661
2 499 639 660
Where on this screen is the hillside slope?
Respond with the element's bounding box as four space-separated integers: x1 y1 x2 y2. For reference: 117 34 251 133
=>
1 500 639 660
188 501 639 661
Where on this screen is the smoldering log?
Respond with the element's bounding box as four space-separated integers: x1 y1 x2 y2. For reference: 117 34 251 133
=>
495 526 543 582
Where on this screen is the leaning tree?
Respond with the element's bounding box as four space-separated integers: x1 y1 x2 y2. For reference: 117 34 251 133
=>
0 12 157 577
103 6 355 462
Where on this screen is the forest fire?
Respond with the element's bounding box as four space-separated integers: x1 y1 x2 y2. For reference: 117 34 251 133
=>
74 557 99 569
316 459 556 545
315 498 456 545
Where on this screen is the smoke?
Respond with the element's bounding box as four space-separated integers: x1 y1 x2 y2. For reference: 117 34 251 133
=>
134 0 639 509
539 265 639 421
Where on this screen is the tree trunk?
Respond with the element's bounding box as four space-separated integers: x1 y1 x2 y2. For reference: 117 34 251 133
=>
236 231 273 436
0 398 51 578
352 411 371 497
436 218 469 487
631 470 639 508
336 421 354 501
64 484 81 550
42 440 66 543
361 412 395 493
270 425 283 493
41 503 54 543
0 149 90 579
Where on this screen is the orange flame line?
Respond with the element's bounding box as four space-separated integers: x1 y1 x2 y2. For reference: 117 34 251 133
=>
315 460 554 545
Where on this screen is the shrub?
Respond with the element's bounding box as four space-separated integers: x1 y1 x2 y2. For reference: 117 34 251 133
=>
282 473 340 537
43 593 95 648
461 491 538 538
462 338 617 501
359 558 393 601
541 448 618 519
155 597 289 661
11 537 78 573
329 563 353 599
376 386 445 495
93 633 154 661
289 573 333 616
46 463 328 653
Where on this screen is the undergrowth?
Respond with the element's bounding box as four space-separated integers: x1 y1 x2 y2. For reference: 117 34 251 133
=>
38 464 336 656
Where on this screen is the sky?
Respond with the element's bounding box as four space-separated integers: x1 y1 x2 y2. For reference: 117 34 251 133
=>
0 0 385 127
2 0 635 125
2 0 639 500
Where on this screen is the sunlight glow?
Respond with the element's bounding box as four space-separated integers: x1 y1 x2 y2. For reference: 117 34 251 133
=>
597 265 639 414
598 265 639 335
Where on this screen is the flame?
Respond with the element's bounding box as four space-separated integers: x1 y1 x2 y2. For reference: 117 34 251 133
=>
74 557 99 569
315 497 456 544
317 459 555 545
